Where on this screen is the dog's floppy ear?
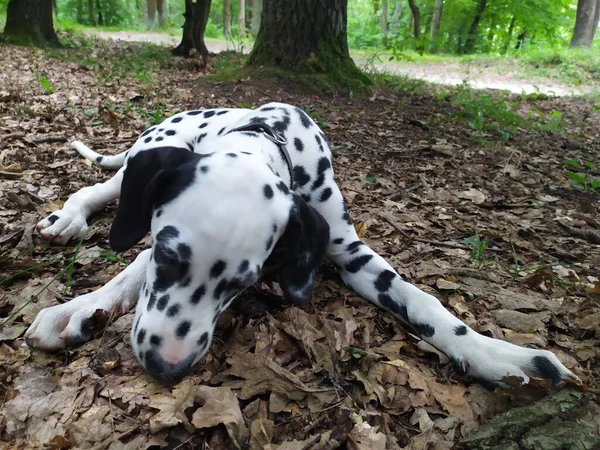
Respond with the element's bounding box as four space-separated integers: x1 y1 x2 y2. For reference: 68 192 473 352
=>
110 147 197 252
279 195 330 305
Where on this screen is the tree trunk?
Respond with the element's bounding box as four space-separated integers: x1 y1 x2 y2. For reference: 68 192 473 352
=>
247 0 368 84
389 0 402 36
462 0 487 54
250 0 262 37
223 0 231 38
570 0 600 47
501 15 515 54
515 30 527 50
88 0 96 25
172 0 212 57
428 0 443 53
96 0 103 25
3 0 60 46
157 0 166 27
381 0 388 45
238 0 246 39
147 0 157 28
407 0 423 51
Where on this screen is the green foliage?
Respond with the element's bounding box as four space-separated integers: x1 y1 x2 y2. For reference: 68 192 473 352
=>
461 231 488 264
563 159 600 193
36 74 57 94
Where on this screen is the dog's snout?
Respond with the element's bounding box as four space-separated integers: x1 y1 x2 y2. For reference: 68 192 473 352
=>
144 349 196 384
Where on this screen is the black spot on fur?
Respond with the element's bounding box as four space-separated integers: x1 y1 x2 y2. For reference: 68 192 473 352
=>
293 166 311 187
273 115 291 134
532 355 563 385
196 133 208 144
379 294 409 322
264 184 274 199
141 126 156 137
333 238 344 244
134 315 141 334
167 303 180 317
198 332 209 348
241 151 252 155
266 235 274 251
165 130 176 136
296 108 313 128
311 174 325 190
156 209 163 217
144 137 152 143
176 321 191 339
294 137 304 152
187 110 202 116
210 261 227 279
375 270 396 291
413 323 435 338
315 134 324 152
200 165 209 173
276 181 289 194
454 325 468 336
150 335 162 347
218 127 226 135
217 110 229 115
147 293 157 311
238 260 249 273
347 241 364 255
156 295 170 312
96 156 103 163
137 328 146 345
199 122 208 129
171 117 182 123
48 214 59 225
191 284 206 304
180 275 191 287
227 153 238 157
301 194 311 202
153 226 190 292
319 188 332 202
317 157 331 175
342 203 352 225
345 255 373 273
260 106 276 112
213 278 229 299
187 142 194 152
155 136 164 142
204 110 215 118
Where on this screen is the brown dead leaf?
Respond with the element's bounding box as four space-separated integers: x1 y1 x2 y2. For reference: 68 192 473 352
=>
491 310 545 333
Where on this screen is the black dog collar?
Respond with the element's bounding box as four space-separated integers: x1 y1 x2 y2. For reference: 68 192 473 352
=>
228 123 294 188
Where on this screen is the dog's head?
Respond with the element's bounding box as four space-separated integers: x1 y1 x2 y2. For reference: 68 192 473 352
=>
111 146 329 383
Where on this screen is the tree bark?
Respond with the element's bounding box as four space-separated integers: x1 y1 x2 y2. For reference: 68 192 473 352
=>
3 0 60 46
462 0 487 54
428 0 443 53
381 0 388 45
570 0 600 47
250 0 262 37
223 0 231 38
96 0 103 25
88 0 96 25
172 0 212 57
238 0 246 39
247 0 367 83
407 0 423 51
501 15 516 54
389 0 403 36
157 0 167 27
147 0 157 28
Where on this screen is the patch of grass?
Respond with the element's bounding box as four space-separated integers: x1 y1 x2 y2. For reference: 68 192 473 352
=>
563 159 600 193
518 47 600 86
461 231 488 267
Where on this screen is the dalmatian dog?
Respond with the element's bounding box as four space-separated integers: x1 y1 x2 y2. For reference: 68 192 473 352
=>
26 102 579 387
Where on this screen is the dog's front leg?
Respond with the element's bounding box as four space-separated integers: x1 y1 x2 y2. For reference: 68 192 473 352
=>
37 167 124 245
25 249 150 350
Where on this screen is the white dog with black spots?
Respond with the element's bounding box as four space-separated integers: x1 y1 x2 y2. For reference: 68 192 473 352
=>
26 102 579 386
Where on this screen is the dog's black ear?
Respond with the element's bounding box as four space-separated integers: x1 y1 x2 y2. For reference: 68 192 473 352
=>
279 195 330 306
110 147 197 252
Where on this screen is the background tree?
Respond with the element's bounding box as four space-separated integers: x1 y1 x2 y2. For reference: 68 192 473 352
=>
223 0 231 38
247 0 368 84
3 0 60 46
570 0 600 47
238 0 245 38
407 0 423 51
462 0 487 53
172 0 212 56
428 0 444 53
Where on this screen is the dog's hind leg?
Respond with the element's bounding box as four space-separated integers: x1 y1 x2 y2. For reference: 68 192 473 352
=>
25 249 150 350
311 172 578 387
37 166 124 244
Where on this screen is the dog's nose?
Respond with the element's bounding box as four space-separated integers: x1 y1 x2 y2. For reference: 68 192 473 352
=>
144 350 196 384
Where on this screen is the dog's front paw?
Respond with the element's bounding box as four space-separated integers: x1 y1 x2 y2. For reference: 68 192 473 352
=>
455 334 580 387
25 293 126 350
36 209 89 245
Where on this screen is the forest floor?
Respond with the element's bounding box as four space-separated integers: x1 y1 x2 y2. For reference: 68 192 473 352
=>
90 30 593 96
0 38 599 449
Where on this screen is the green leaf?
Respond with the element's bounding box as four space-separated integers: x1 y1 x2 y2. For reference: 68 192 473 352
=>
562 160 579 169
567 171 586 184
365 174 380 184
345 347 366 359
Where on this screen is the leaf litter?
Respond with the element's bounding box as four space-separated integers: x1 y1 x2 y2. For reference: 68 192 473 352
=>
0 38 599 449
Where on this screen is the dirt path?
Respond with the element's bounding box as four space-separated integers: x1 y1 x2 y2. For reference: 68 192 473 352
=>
92 30 585 96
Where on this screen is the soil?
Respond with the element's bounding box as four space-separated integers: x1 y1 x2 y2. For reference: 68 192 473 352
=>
0 38 599 449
